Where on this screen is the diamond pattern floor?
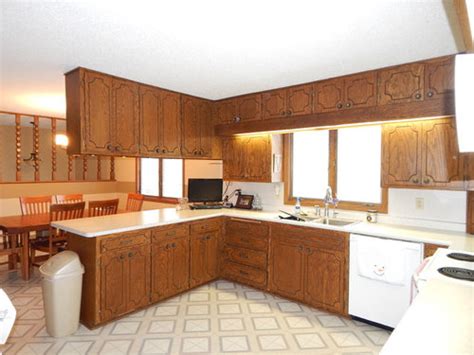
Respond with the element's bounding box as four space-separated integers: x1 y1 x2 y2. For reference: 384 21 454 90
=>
0 268 390 354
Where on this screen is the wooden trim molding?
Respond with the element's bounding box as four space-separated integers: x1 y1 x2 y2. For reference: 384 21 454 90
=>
468 191 474 234
454 0 473 53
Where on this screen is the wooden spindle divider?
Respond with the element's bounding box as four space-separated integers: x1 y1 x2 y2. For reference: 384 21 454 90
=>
51 118 57 181
15 114 21 181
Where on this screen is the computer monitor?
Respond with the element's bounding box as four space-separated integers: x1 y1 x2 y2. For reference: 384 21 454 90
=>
188 179 223 203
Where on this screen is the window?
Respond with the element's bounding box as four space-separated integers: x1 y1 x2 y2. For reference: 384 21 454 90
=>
287 125 386 212
139 158 183 200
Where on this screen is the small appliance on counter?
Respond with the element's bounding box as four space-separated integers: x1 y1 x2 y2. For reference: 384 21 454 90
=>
188 178 224 210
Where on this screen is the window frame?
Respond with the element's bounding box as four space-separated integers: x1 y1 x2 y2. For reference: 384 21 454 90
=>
283 130 388 213
136 158 185 204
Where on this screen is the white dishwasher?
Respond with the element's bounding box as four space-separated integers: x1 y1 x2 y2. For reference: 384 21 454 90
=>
349 234 422 328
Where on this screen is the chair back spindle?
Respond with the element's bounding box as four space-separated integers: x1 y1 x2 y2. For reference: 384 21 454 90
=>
55 194 83 204
19 196 53 215
126 193 144 212
88 199 119 217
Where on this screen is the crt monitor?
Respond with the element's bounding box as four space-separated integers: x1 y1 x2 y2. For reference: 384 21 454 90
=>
188 179 223 203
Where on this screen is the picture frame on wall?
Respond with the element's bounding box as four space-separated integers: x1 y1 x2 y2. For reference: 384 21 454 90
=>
235 194 254 209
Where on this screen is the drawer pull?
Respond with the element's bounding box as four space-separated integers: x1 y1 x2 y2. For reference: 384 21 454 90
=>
119 254 125 260
166 231 176 237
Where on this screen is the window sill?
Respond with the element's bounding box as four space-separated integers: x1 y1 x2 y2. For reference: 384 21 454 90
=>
143 196 179 204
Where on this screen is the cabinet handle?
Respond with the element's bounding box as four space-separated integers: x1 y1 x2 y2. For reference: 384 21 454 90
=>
287 110 292 116
423 178 430 184
415 93 422 100
106 144 114 151
280 111 286 116
336 103 343 109
206 235 211 240
305 247 311 254
128 252 133 258
162 149 167 153
412 177 420 184
234 116 241 123
427 91 434 98
120 254 125 260
193 151 198 155
345 102 352 108
298 245 304 252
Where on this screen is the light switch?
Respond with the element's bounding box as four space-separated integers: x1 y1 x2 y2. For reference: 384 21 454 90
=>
415 197 424 210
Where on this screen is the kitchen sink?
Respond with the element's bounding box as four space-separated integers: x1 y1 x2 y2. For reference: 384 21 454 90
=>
313 217 358 226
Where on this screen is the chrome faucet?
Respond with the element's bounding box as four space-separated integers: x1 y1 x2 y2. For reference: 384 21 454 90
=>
324 186 333 217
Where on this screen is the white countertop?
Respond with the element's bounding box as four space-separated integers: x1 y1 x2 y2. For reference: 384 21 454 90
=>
381 279 474 355
52 208 474 252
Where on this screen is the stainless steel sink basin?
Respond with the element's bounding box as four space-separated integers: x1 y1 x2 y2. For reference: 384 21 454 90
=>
313 218 358 226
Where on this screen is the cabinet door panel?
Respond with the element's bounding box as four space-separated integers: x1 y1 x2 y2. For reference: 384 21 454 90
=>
245 136 271 181
215 98 237 123
127 245 150 310
199 100 213 158
421 119 464 188
100 250 128 322
268 238 305 301
161 91 181 156
305 248 346 314
262 90 286 119
113 80 140 155
181 96 201 157
378 63 424 105
424 57 454 100
465 154 474 190
84 72 113 154
139 86 161 156
190 232 218 287
151 242 170 302
222 138 245 180
315 79 344 113
287 84 313 116
382 122 422 187
237 94 261 121
344 72 376 109
170 236 190 294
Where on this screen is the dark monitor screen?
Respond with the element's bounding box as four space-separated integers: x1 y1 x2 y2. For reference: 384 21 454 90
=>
188 179 223 203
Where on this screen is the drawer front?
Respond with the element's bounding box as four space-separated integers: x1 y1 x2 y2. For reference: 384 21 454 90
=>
225 233 268 251
190 218 222 234
226 218 269 238
270 223 347 251
224 245 267 269
223 261 267 289
152 224 189 242
100 230 150 253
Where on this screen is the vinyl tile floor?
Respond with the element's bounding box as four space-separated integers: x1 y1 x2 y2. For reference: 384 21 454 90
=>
0 267 390 354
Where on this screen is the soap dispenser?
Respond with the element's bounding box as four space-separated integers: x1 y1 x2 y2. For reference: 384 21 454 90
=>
294 197 301 214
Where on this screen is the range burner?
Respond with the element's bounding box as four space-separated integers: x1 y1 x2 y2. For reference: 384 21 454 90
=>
438 267 474 282
447 253 474 262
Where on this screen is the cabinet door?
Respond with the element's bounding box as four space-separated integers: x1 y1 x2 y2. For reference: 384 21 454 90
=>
100 249 128 322
262 89 287 119
344 72 376 109
112 79 140 155
190 232 218 287
83 71 113 154
222 138 246 181
169 236 190 294
161 91 181 156
245 136 271 182
315 78 344 113
151 241 170 302
268 238 305 301
382 122 422 187
424 57 454 100
236 94 261 122
181 96 201 157
421 119 464 188
198 100 213 158
465 154 474 190
215 98 237 123
305 247 346 314
378 63 424 105
127 244 150 310
287 84 313 116
139 86 161 156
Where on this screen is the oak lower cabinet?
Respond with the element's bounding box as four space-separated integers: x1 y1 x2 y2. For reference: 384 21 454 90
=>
423 243 448 258
222 218 269 289
189 219 221 288
268 224 349 315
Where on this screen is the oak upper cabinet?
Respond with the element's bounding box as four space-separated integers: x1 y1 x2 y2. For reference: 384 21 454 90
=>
215 98 237 123
262 84 313 119
181 95 214 158
314 78 345 113
223 134 283 182
378 63 425 105
424 56 454 100
382 119 464 189
236 94 262 122
66 68 140 156
139 86 181 157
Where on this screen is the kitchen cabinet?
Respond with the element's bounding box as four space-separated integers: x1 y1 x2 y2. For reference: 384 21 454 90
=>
463 154 474 190
424 56 454 101
189 220 221 288
181 95 214 158
468 192 474 235
377 63 425 105
382 118 465 189
139 86 181 157
423 243 448 258
268 224 349 315
223 134 283 182
214 98 237 123
151 225 190 302
262 84 313 119
215 94 261 123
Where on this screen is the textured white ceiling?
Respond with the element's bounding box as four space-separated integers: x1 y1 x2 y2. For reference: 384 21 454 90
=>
0 0 464 117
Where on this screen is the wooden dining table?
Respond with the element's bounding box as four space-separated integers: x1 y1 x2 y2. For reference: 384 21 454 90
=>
0 209 125 281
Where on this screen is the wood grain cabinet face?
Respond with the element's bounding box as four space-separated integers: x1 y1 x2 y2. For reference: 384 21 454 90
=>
315 78 345 113
182 96 214 158
465 154 474 190
198 100 213 158
378 63 425 105
139 86 162 156
287 84 314 116
160 91 182 156
190 231 219 288
344 72 377 109
83 71 113 154
236 94 261 122
424 57 454 100
262 89 287 119
215 98 237 123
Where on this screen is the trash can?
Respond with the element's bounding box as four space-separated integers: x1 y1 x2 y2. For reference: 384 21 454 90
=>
39 251 84 337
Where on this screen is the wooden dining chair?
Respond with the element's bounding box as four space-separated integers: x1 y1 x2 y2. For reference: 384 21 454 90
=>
55 194 83 204
0 232 21 270
30 202 86 264
88 199 119 217
126 193 144 212
19 195 53 215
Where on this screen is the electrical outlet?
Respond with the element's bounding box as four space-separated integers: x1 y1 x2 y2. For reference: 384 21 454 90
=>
415 197 424 210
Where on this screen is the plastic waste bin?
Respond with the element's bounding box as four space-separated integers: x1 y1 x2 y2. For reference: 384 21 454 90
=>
39 251 84 337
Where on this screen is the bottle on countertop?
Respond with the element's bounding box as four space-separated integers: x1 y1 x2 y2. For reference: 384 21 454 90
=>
294 197 301 215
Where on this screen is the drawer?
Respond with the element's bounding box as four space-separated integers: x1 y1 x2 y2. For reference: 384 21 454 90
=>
223 261 267 289
100 230 150 253
225 233 268 252
190 218 222 234
152 224 189 242
270 223 347 251
224 245 267 269
226 218 269 238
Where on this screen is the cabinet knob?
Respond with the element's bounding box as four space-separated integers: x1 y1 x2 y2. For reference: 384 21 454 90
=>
193 151 198 155
427 91 434 98
415 93 422 100
281 111 286 116
336 103 343 109
128 252 133 258
345 102 352 108
234 116 241 123
306 247 311 254
423 178 430 184
412 177 419 184
106 144 114 151
298 245 304 252
115 146 122 152
287 110 292 116
155 148 160 153
162 149 167 153
119 254 125 260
